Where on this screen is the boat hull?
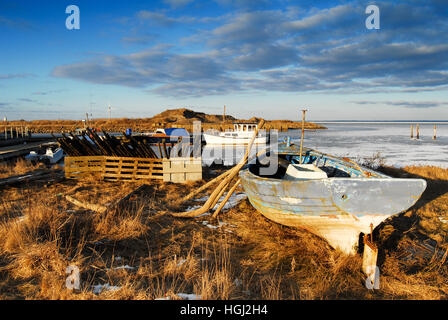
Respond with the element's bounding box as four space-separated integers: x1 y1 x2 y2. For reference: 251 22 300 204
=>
203 133 267 145
239 169 427 254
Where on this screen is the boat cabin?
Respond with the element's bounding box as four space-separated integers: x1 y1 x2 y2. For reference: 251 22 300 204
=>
233 123 258 132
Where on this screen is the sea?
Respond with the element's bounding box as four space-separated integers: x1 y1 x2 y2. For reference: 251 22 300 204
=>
202 121 448 168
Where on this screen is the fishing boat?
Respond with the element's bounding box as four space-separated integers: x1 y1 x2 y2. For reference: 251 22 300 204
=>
239 140 427 254
203 123 267 145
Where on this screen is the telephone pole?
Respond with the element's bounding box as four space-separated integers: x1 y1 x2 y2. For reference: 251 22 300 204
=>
299 109 308 164
223 105 226 124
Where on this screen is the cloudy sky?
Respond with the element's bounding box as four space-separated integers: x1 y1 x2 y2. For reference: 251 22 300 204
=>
0 0 447 121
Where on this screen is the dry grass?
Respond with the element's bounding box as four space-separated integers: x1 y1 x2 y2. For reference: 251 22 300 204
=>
0 159 43 179
1 108 325 134
0 160 447 300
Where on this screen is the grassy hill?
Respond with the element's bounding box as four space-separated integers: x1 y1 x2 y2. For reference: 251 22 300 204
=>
1 108 326 133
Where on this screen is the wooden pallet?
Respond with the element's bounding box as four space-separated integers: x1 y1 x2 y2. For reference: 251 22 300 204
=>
65 156 201 183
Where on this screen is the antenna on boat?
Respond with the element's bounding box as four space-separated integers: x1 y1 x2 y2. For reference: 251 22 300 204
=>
299 109 308 164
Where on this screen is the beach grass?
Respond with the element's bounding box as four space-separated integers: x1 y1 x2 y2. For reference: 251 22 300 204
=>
0 160 447 300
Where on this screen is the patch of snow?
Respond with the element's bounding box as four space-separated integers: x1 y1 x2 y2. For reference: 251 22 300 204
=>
204 221 229 229
177 259 187 267
195 212 211 218
439 217 448 224
194 196 209 202
189 192 247 217
176 293 201 300
114 265 135 271
155 293 201 300
212 192 247 211
185 205 202 212
92 283 121 294
155 296 172 300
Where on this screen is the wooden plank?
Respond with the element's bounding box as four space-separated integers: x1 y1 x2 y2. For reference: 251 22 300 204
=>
65 195 107 213
103 176 163 181
104 168 163 172
65 156 105 161
104 156 163 162
103 164 163 170
103 173 163 178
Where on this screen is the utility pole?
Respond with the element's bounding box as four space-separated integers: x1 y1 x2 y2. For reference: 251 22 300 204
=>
223 105 226 123
299 109 308 164
108 103 111 120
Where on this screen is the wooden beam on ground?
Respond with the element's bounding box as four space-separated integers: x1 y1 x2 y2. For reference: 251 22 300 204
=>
65 195 108 213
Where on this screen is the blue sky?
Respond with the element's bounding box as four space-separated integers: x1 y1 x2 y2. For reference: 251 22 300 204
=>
0 0 447 121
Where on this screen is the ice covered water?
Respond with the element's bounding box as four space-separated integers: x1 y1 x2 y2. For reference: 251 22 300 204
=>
202 122 448 168
296 122 448 168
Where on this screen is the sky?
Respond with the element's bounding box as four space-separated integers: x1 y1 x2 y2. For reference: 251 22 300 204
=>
0 0 447 121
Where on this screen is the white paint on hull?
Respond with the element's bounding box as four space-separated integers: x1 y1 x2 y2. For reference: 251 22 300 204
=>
240 168 426 255
203 133 267 145
250 203 390 254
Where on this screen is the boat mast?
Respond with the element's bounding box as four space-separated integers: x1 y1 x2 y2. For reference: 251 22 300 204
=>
299 109 307 164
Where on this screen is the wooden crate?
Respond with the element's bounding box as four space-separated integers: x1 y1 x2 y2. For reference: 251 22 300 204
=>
65 156 201 183
162 157 202 183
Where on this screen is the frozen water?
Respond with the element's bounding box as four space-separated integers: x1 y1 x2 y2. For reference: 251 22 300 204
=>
202 122 448 168
294 122 448 168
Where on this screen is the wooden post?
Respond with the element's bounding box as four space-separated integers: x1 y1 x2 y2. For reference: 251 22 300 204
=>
4 126 6 140
411 125 413 139
299 109 307 164
433 124 437 140
416 124 420 139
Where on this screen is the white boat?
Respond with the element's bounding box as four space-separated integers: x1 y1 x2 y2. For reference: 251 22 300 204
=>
203 123 267 145
239 143 427 254
25 147 64 164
